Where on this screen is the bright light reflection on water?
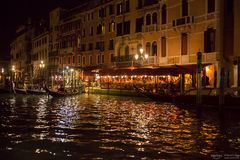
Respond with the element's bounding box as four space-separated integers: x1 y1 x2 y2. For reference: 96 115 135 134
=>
0 93 240 159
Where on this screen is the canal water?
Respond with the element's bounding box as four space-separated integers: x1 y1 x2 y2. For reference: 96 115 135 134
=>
0 94 240 159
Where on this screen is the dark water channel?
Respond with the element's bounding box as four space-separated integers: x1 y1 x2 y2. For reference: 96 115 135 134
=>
0 93 240 159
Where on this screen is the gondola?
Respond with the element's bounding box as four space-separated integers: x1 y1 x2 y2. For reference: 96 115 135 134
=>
14 88 28 94
44 85 85 97
133 85 173 102
26 88 47 95
133 85 240 106
13 87 47 95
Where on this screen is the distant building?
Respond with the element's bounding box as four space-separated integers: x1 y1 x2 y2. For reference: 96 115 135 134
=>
31 30 49 83
48 7 63 79
10 21 33 83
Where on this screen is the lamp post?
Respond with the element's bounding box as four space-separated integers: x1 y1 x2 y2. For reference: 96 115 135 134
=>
11 65 15 82
39 61 45 86
70 68 74 89
134 48 149 65
1 68 4 82
63 66 69 88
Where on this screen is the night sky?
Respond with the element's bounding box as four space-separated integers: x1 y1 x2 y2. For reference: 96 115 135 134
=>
0 0 88 59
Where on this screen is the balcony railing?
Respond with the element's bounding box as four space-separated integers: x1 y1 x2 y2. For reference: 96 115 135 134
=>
143 24 159 32
173 16 194 27
112 55 157 68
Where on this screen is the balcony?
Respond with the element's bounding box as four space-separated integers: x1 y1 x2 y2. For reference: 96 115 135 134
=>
173 16 194 27
112 55 157 68
143 24 159 32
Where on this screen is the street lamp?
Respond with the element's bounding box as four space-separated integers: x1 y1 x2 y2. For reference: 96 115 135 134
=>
11 65 15 81
70 68 74 89
63 66 69 88
0 68 4 82
39 61 45 84
134 48 149 65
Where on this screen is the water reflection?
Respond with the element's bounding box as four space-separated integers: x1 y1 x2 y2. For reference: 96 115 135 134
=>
0 94 240 159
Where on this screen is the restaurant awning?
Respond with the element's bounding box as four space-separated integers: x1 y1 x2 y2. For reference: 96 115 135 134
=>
99 63 211 76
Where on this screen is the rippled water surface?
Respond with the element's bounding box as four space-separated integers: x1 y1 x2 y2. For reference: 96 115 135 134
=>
0 93 240 159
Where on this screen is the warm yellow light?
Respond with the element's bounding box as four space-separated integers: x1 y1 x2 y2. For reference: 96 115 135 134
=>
12 65 15 71
144 54 149 59
140 48 143 54
135 54 139 60
206 66 210 73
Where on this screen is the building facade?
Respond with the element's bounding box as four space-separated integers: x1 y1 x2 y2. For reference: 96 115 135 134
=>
32 31 49 82
10 0 240 90
10 22 33 83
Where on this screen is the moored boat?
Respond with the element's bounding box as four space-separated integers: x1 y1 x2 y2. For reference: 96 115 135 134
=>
44 85 85 97
133 85 240 107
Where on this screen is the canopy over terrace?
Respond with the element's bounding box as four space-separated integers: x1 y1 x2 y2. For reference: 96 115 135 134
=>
99 64 211 76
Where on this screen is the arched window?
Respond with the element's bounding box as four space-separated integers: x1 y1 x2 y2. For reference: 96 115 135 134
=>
152 41 157 56
146 42 151 55
162 4 167 24
146 14 151 25
125 46 129 60
152 12 158 24
182 0 188 16
118 47 121 58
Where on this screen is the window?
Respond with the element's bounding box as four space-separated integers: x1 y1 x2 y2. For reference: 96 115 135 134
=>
146 14 151 25
181 33 188 55
136 17 143 33
109 21 115 32
82 28 86 37
89 56 93 64
109 39 114 50
204 28 216 53
117 23 123 36
152 41 157 56
152 12 157 24
81 44 86 51
111 54 114 62
109 4 114 15
182 0 188 16
90 27 93 36
91 12 94 19
125 0 130 13
102 24 105 34
137 0 142 9
97 24 102 34
208 0 215 13
137 0 143 9
117 3 122 15
124 21 130 35
68 56 71 64
89 43 93 50
162 5 167 24
72 56 75 64
97 55 100 64
78 55 81 64
101 55 105 63
146 42 151 55
161 37 166 57
144 0 158 6
88 13 90 20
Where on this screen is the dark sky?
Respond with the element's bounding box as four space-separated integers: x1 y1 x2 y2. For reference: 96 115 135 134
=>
0 0 87 59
